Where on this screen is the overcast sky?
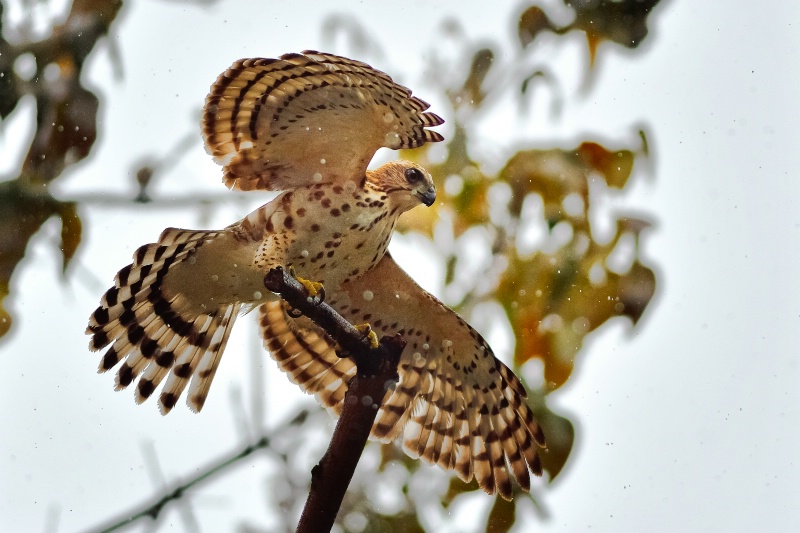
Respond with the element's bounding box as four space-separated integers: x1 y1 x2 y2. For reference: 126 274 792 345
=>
1 1 799 531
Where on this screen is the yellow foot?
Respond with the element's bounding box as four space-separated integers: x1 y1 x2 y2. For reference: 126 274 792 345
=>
289 267 324 298
355 323 379 349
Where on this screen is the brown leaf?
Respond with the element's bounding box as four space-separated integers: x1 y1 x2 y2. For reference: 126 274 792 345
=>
528 389 574 480
500 147 594 221
461 48 494 107
58 202 83 273
578 142 635 189
617 216 653 236
618 260 657 324
566 0 663 70
517 6 556 48
0 181 59 338
442 476 480 508
0 33 19 118
22 83 99 186
0 180 85 337
485 495 515 533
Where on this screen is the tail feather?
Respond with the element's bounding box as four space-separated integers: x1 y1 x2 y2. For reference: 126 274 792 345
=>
134 312 213 404
88 228 236 414
186 304 241 412
88 229 219 339
259 301 356 412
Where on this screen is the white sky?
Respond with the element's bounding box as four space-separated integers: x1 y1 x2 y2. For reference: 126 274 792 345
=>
1 0 799 531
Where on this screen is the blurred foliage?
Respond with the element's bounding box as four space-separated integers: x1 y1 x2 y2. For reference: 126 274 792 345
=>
1 0 662 531
519 0 662 68
335 1 661 530
0 0 121 338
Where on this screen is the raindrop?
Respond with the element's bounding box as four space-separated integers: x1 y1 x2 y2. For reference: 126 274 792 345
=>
253 291 263 300
384 131 400 147
362 290 374 301
313 172 323 182
301 250 309 258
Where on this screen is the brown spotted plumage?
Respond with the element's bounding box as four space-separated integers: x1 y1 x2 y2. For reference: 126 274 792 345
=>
259 253 546 500
88 51 441 414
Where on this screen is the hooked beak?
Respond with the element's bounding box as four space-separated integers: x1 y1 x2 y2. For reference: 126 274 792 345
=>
417 185 437 207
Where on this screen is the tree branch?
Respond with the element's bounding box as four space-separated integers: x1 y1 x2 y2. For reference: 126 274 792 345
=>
86 409 311 533
263 267 405 533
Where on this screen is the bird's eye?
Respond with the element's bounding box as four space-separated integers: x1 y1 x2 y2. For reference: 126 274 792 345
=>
404 167 424 184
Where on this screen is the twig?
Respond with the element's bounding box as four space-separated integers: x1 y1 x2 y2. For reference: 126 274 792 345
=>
263 267 405 533
85 409 311 533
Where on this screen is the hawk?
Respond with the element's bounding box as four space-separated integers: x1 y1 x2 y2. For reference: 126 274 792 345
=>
88 51 440 411
87 50 545 499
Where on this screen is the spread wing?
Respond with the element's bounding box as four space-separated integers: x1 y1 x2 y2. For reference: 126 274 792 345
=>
87 228 243 414
203 50 444 191
258 253 545 500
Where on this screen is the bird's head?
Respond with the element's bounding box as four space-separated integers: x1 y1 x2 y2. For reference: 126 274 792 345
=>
365 160 437 213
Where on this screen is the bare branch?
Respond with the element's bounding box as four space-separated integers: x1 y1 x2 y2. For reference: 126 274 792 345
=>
86 409 311 533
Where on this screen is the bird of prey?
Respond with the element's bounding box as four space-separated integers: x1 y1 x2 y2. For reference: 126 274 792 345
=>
87 50 544 499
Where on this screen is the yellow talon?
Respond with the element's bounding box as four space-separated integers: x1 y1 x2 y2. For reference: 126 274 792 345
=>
289 266 324 297
355 323 379 348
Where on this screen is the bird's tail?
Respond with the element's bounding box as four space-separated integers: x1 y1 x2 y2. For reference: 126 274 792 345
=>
87 227 241 414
